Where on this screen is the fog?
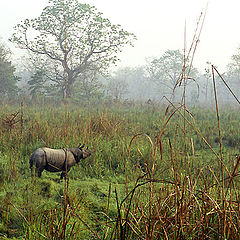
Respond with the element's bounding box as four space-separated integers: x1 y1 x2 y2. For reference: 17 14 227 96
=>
0 0 240 107
2 0 240 71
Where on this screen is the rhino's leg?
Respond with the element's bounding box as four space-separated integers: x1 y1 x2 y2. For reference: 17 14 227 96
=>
60 169 70 180
60 172 65 180
30 165 35 178
30 163 39 178
37 169 43 177
30 165 42 178
35 161 45 178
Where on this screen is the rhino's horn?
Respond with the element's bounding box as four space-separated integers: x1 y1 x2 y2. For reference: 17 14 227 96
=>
78 144 85 150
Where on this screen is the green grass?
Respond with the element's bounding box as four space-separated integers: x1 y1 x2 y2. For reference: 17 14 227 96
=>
0 101 240 239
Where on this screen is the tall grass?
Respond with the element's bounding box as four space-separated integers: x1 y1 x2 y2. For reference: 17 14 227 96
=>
0 100 240 239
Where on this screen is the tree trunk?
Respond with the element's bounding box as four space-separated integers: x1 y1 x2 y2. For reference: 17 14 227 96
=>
62 74 73 99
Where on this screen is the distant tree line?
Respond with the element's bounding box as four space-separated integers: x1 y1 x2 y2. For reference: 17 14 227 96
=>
1 43 240 106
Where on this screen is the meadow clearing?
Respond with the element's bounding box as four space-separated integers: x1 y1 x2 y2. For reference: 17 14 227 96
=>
0 100 239 239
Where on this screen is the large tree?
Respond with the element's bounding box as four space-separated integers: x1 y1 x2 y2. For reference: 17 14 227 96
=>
0 41 19 98
10 0 136 98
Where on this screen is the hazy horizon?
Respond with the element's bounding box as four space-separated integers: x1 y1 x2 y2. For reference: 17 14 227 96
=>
1 0 240 73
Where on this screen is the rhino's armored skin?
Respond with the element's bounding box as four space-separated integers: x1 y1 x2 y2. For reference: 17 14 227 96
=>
29 144 91 179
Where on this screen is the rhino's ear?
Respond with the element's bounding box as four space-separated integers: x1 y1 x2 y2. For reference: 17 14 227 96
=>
78 144 85 150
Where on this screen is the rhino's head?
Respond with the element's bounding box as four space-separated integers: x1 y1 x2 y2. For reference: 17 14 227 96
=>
82 148 91 158
71 144 91 162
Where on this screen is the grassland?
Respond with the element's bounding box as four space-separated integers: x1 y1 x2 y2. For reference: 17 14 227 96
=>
0 100 239 239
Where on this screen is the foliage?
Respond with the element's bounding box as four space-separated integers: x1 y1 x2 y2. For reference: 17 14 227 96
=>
27 70 47 98
10 0 136 98
72 72 104 102
0 41 19 98
147 49 199 99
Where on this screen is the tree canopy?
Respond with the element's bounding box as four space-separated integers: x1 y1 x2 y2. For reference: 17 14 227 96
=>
147 49 199 99
147 50 184 90
10 0 136 98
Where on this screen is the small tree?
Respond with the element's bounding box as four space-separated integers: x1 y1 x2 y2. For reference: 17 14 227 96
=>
28 69 48 99
10 0 136 99
201 62 212 102
0 41 19 99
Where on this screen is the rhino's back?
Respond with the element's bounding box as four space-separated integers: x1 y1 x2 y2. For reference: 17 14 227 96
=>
42 148 65 172
43 148 75 172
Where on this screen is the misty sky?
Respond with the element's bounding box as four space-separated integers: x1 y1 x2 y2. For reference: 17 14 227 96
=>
1 0 240 72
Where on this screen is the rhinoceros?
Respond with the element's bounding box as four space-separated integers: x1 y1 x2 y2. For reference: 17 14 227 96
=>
29 144 91 179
